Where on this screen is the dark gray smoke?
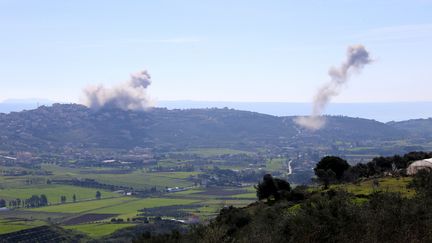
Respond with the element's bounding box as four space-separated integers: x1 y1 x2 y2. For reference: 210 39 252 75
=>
295 45 372 130
81 69 154 111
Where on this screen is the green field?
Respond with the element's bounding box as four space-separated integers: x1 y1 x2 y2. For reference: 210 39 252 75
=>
40 164 195 190
0 185 119 203
0 175 47 188
89 197 199 219
152 171 201 179
169 188 205 196
29 197 135 213
28 196 199 219
0 161 256 238
181 148 254 157
266 158 287 171
65 223 135 238
0 219 45 234
230 192 256 199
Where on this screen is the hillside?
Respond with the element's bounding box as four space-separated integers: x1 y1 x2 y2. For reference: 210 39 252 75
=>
0 104 412 153
132 173 432 243
388 118 432 139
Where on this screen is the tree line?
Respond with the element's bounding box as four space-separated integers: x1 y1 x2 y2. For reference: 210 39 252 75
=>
314 151 432 188
1 191 102 208
4 194 48 208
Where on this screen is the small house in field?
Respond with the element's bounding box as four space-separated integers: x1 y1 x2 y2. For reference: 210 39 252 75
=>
407 158 432 175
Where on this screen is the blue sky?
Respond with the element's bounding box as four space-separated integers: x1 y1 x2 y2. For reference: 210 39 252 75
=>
1 0 431 103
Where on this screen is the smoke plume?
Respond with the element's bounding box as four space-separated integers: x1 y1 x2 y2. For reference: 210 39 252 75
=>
295 45 372 130
81 69 154 111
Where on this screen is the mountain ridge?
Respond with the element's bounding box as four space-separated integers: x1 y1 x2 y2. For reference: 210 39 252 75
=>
0 103 423 153
2 101 432 122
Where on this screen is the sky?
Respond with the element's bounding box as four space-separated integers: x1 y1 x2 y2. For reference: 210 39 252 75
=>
1 0 432 103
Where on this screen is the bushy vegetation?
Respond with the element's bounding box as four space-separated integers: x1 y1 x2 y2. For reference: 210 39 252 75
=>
133 154 432 243
314 152 432 187
314 156 350 188
255 174 291 201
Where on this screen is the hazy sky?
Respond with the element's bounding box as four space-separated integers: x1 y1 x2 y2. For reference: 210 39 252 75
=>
1 0 431 103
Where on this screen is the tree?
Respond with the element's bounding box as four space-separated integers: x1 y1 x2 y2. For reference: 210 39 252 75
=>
0 199 6 208
255 174 291 201
274 178 291 191
350 163 370 179
315 169 336 189
72 194 76 202
28 195 41 207
408 168 432 198
96 191 101 200
256 174 278 200
60 195 67 204
315 156 350 181
40 194 48 206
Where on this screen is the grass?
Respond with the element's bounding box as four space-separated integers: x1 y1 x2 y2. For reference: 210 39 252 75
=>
0 219 45 234
203 199 253 208
169 188 204 195
91 174 190 190
345 147 375 152
89 197 200 219
40 165 195 190
266 158 287 171
28 196 199 220
0 185 120 203
0 176 47 189
181 148 254 157
65 223 135 238
181 203 228 220
29 197 135 213
151 171 201 179
184 198 254 219
332 177 414 197
230 192 257 199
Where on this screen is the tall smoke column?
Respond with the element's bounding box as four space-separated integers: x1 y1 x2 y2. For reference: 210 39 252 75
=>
295 45 372 130
81 69 154 111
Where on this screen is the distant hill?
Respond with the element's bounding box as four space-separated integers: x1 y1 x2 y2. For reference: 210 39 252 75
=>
0 98 55 113
388 118 432 139
2 100 432 122
158 101 432 122
0 103 415 152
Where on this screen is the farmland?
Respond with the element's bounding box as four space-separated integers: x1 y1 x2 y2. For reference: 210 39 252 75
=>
0 219 45 234
0 154 258 239
0 106 430 241
40 164 198 190
64 223 135 238
180 148 254 157
0 173 415 240
0 185 119 203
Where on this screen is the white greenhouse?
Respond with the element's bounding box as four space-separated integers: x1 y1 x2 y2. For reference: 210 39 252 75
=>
407 158 432 175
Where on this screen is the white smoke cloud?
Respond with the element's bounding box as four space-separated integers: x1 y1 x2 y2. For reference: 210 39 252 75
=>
81 69 154 111
295 45 372 130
